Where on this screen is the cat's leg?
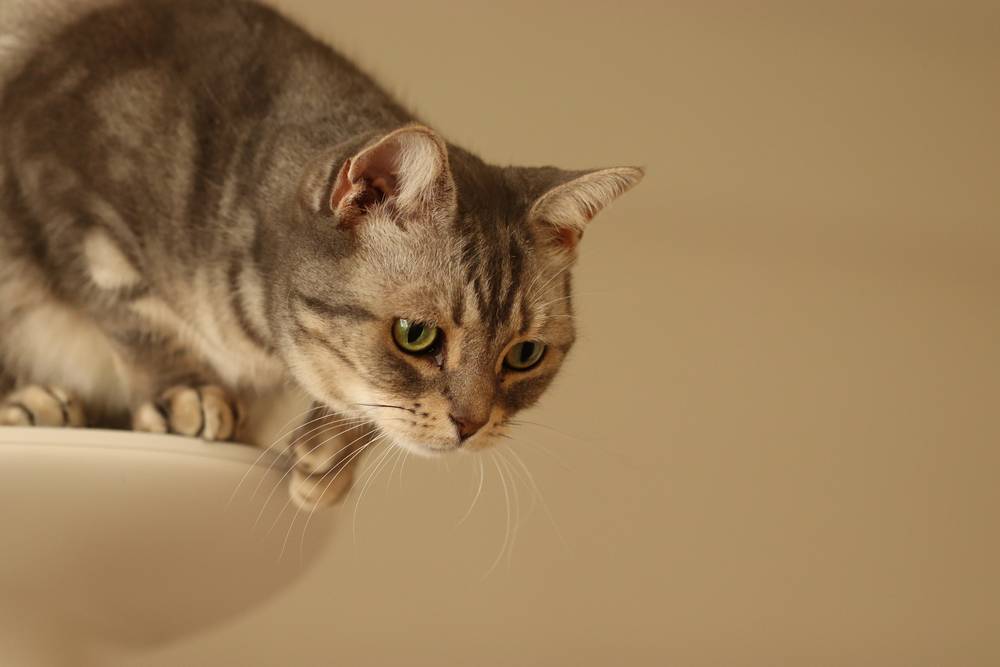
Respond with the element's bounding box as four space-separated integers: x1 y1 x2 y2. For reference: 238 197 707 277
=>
132 384 241 442
88 337 238 441
286 404 369 509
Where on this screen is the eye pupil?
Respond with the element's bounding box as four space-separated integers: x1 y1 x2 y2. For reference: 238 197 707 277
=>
519 342 535 363
505 340 545 370
393 319 439 354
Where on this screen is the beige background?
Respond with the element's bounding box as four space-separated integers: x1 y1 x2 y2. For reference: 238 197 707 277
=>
137 1 999 665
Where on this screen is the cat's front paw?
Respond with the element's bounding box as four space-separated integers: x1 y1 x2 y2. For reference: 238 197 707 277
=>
0 385 86 427
287 416 369 510
289 465 357 511
133 384 239 441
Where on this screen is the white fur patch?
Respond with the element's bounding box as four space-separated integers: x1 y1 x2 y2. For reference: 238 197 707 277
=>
83 228 141 289
4 303 129 413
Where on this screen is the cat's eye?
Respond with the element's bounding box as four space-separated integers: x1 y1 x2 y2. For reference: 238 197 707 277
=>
504 341 546 370
392 319 439 354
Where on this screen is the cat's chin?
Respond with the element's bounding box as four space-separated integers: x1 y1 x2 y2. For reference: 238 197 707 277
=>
386 436 460 459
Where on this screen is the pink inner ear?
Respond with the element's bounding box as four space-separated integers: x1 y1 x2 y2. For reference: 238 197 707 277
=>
329 158 354 212
329 153 394 227
352 145 399 197
552 226 582 251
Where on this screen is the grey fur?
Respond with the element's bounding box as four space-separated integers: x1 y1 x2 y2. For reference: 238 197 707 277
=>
0 0 642 491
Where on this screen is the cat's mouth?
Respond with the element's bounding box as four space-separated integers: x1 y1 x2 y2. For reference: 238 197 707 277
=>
353 400 470 456
369 419 466 458
385 434 461 457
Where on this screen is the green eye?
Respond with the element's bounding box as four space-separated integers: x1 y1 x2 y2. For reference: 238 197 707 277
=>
504 341 546 370
393 319 439 353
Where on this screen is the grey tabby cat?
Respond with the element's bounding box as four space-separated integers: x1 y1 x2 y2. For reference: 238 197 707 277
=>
0 0 643 509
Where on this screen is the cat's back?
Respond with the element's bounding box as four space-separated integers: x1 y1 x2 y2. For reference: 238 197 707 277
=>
4 0 323 111
2 0 403 135
0 1 343 412
0 0 407 261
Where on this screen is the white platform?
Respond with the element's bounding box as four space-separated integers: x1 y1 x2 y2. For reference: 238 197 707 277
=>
0 428 335 666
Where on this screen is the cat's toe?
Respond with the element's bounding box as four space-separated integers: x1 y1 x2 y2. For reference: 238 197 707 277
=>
132 384 238 441
198 385 236 441
0 401 37 426
289 466 356 511
0 385 86 427
132 402 169 433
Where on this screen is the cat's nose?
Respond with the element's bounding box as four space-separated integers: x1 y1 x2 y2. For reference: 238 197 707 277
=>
448 412 487 441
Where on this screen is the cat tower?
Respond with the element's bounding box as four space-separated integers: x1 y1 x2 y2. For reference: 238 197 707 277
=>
0 427 334 666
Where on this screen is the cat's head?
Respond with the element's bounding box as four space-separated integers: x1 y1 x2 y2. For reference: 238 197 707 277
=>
280 125 642 456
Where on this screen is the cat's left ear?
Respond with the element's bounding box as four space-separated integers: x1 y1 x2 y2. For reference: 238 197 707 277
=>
329 125 456 227
526 166 644 252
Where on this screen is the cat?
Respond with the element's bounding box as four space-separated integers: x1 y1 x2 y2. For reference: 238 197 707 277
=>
0 0 643 509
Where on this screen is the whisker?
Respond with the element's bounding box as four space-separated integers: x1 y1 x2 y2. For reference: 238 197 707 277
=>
483 452 512 579
248 414 369 502
248 416 368 507
496 450 522 568
396 448 410 489
386 445 406 496
527 259 575 306
254 422 371 530
499 447 536 519
523 257 569 299
500 428 572 471
534 287 627 311
507 419 591 442
533 293 576 310
226 403 327 508
294 433 386 561
456 456 485 526
507 421 640 472
278 414 368 460
355 402 416 414
506 446 566 547
351 438 399 542
281 438 383 562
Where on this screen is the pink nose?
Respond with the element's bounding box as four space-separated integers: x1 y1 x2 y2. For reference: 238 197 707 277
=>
449 413 487 441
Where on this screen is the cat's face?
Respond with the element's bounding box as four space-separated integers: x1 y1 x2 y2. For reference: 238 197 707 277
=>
281 126 641 456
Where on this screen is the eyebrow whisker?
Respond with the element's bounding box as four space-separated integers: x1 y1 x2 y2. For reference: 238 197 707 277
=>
355 402 416 414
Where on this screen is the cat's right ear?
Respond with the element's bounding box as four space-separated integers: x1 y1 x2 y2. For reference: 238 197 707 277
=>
324 125 455 228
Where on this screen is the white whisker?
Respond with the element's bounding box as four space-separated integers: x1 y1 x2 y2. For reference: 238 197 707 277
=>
496 450 522 568
457 456 485 526
351 439 399 542
396 448 410 489
254 421 371 530
281 437 381 562
226 404 328 508
527 259 575 306
507 446 566 547
386 445 405 496
294 433 387 561
247 414 368 502
483 453 512 579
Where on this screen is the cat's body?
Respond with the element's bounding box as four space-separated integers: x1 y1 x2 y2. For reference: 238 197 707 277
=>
0 0 642 508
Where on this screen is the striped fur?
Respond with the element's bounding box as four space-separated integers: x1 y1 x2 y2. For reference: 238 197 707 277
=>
0 0 642 506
